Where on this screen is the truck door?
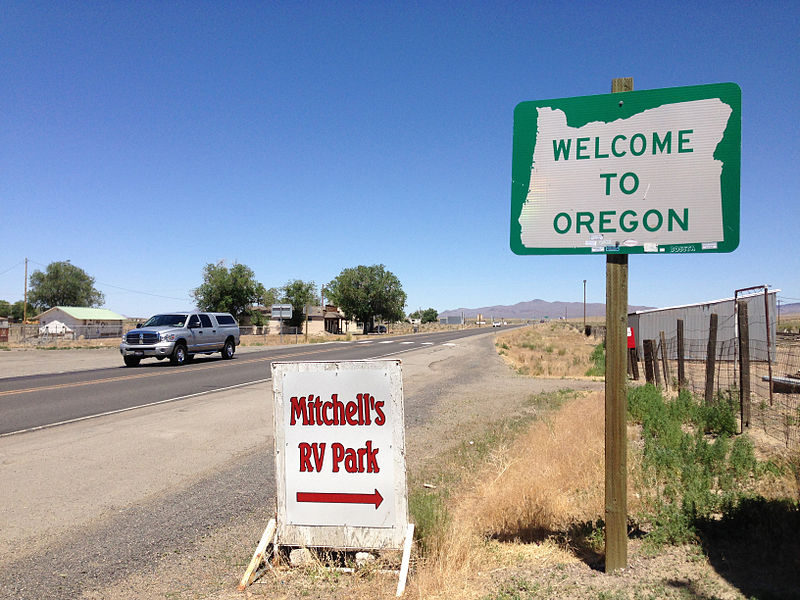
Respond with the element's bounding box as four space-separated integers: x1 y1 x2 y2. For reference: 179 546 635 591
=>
199 313 216 350
187 314 202 352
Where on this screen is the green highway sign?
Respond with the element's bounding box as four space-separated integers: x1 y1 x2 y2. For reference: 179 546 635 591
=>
510 83 741 255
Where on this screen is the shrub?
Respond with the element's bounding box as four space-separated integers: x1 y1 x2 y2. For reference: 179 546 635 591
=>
630 385 769 547
585 341 605 376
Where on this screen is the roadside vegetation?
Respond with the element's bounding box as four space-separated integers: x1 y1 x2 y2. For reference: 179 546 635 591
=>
778 315 800 333
494 322 602 378
405 382 799 599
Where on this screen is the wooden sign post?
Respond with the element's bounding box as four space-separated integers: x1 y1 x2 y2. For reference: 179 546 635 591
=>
604 77 630 573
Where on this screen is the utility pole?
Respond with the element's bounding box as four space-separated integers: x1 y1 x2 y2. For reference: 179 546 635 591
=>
583 279 587 330
23 257 28 324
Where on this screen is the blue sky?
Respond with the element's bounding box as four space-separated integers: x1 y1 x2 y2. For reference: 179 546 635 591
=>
1 1 798 318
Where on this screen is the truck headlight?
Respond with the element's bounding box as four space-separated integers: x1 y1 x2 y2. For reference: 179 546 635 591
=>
159 332 176 342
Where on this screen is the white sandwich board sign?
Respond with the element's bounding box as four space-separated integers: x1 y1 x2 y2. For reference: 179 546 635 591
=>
272 360 408 549
511 82 741 255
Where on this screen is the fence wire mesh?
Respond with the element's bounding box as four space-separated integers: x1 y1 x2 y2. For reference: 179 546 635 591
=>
638 323 800 449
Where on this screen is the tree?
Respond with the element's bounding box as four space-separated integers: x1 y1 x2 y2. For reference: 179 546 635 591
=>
28 261 104 310
192 262 265 321
262 287 281 308
409 307 439 324
11 300 36 322
281 280 317 328
0 300 11 318
326 265 406 334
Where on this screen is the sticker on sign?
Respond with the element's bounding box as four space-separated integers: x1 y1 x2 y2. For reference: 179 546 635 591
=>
510 82 741 255
272 360 408 549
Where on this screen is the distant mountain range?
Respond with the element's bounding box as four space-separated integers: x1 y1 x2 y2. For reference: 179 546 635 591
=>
781 302 800 316
438 299 655 320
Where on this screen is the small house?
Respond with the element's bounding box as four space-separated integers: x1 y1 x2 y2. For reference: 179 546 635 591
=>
35 306 127 339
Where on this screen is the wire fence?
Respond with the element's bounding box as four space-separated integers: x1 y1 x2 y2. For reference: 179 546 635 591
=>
634 322 800 449
7 323 124 343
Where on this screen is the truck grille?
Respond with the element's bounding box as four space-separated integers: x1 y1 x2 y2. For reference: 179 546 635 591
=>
126 331 159 345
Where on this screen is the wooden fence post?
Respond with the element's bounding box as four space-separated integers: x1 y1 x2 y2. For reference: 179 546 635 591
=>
704 313 719 404
628 347 639 380
677 319 686 390
659 330 671 390
652 340 662 388
737 300 751 430
643 339 655 384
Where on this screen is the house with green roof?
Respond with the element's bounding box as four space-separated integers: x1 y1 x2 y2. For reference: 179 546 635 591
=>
35 306 126 339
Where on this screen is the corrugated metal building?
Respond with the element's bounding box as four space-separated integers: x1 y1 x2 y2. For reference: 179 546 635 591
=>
628 290 777 361
439 315 464 325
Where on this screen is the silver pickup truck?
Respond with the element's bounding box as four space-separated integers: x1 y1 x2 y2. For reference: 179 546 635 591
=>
119 311 240 367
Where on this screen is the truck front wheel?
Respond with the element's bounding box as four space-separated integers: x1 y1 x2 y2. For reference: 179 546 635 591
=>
170 343 188 366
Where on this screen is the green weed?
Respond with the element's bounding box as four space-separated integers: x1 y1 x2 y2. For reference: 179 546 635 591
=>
629 385 768 548
584 341 605 376
409 489 451 554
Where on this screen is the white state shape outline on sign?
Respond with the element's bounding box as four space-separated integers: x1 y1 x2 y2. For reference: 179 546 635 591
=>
519 98 732 248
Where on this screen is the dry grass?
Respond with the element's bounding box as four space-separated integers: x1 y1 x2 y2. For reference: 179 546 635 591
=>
495 322 601 378
465 392 605 537
409 391 608 599
778 315 800 333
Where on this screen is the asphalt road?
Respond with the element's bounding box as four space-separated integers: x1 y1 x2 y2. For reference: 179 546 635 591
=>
0 327 513 436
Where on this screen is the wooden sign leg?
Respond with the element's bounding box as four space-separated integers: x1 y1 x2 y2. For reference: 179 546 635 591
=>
395 523 415 597
237 518 276 591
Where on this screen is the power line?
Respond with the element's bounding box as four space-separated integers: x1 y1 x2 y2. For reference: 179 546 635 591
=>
96 281 189 302
22 258 189 302
0 261 24 277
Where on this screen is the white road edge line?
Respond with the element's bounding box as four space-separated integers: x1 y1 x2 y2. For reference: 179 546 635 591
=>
0 378 272 439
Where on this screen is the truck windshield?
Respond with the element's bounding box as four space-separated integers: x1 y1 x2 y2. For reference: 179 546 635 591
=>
142 314 186 327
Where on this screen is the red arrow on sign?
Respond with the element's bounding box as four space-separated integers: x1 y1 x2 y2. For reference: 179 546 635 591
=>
296 489 384 509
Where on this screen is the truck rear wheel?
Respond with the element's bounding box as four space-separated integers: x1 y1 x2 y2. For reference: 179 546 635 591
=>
123 356 141 367
221 337 235 359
